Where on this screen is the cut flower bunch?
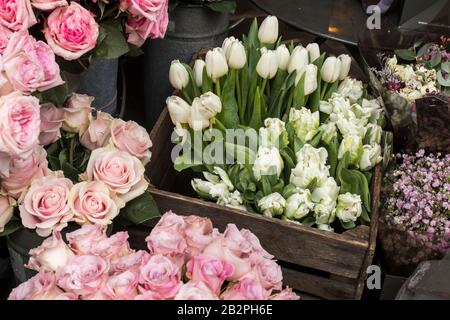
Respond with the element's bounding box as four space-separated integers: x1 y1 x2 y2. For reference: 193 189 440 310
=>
7 211 299 300
166 16 385 232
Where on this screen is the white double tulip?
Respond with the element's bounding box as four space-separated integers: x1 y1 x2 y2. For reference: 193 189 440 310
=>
312 177 340 204
256 47 278 79
337 78 364 103
362 98 383 123
217 190 246 211
365 123 382 145
359 144 382 171
258 192 286 217
338 134 363 166
321 56 341 83
205 48 229 82
289 107 320 143
169 60 189 90
258 16 279 45
290 144 329 189
166 96 190 124
336 193 362 223
252 146 284 181
306 43 320 62
287 46 308 74
285 189 315 220
320 122 337 145
193 59 206 87
338 54 352 80
260 118 288 148
276 44 290 71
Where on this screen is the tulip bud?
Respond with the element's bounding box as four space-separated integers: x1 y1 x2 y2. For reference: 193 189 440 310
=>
336 193 362 223
166 96 191 125
258 16 279 45
338 54 352 80
275 44 290 71
303 64 318 95
222 36 237 56
256 48 278 79
205 48 229 82
338 134 363 166
257 192 286 217
252 146 284 181
287 46 308 74
320 56 340 83
306 43 320 62
169 60 189 90
193 59 205 87
226 40 246 69
359 144 382 171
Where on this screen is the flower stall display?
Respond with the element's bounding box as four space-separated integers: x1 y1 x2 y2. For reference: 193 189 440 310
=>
7 211 299 300
379 150 450 276
165 16 385 232
0 92 159 239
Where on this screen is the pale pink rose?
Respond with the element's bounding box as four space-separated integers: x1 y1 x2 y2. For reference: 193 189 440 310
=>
174 281 218 300
0 145 50 199
83 287 111 300
26 231 74 272
39 103 64 146
43 2 99 60
80 111 113 151
223 224 253 256
248 257 283 291
157 210 186 228
186 254 234 295
56 254 109 297
31 0 68 11
109 119 152 166
269 287 300 300
111 250 150 273
104 269 139 300
84 146 149 206
2 31 64 93
53 292 79 300
184 215 214 257
0 193 15 233
145 222 187 257
62 93 93 134
0 91 41 159
138 254 182 299
0 25 12 54
221 278 270 300
240 228 274 260
0 0 37 32
19 173 74 237
66 223 107 255
8 272 63 300
89 231 132 261
69 181 119 225
134 290 162 300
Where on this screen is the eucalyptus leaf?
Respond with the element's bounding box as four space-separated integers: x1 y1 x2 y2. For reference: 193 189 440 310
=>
394 48 416 61
437 70 450 87
427 51 441 68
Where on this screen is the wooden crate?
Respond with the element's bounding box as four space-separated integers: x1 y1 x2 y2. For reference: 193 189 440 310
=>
133 103 382 300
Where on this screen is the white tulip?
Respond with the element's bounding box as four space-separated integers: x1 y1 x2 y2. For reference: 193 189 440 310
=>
258 16 279 44
188 102 210 131
290 144 329 189
319 101 333 114
338 134 363 166
213 166 234 190
303 64 318 95
166 96 191 125
287 46 308 74
336 193 362 223
321 56 340 83
169 60 189 90
306 43 320 62
198 92 222 117
193 59 206 87
275 44 290 71
338 54 352 80
258 192 286 217
337 77 363 103
311 177 340 203
192 178 216 197
285 189 315 220
320 122 337 145
217 190 246 211
314 199 336 226
260 118 288 148
252 146 284 181
362 98 383 123
289 107 320 143
359 144 382 171
226 40 246 69
256 48 278 79
205 48 229 82
365 123 382 145
222 36 237 56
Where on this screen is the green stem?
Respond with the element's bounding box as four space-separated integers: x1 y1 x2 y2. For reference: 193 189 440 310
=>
266 80 271 97
69 137 75 166
236 70 243 122
181 89 192 104
320 81 329 100
260 78 267 97
284 90 294 119
215 80 221 97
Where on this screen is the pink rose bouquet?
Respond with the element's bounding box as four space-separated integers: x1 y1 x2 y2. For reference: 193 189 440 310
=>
8 211 299 300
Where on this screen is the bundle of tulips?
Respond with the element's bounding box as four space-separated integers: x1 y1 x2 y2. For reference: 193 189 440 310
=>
7 211 299 300
165 16 385 232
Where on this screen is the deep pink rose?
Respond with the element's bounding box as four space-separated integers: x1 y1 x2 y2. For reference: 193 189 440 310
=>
145 222 187 257
19 173 74 237
80 111 113 151
0 145 50 198
26 231 74 272
0 0 37 32
221 278 270 300
31 0 68 11
8 272 63 300
104 269 139 300
0 25 11 54
69 181 119 226
186 254 234 295
56 254 109 297
43 2 99 60
66 223 107 255
184 215 214 257
62 93 93 134
248 257 283 291
89 231 132 261
269 287 300 300
0 91 41 160
2 31 64 93
110 119 152 165
39 103 64 146
174 281 218 300
0 193 15 233
138 254 182 299
111 250 150 273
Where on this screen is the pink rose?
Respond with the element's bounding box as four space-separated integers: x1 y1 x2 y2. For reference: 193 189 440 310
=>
186 254 234 295
43 2 99 60
56 254 109 297
221 278 269 300
66 223 107 255
134 290 162 300
109 119 152 166
240 228 274 260
26 231 74 272
62 93 93 134
19 173 74 237
174 281 218 300
104 270 139 300
8 272 63 300
53 292 79 300
138 254 182 299
89 231 132 261
125 15 153 48
39 103 64 146
184 215 214 257
0 0 37 32
69 181 120 225
145 222 187 257
0 91 41 159
269 287 300 300
2 31 64 93
0 193 15 233
80 111 113 151
124 0 168 42
0 145 50 198
0 25 12 54
223 224 253 256
157 210 186 228
111 250 150 273
31 0 68 11
84 146 149 206
248 257 283 291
